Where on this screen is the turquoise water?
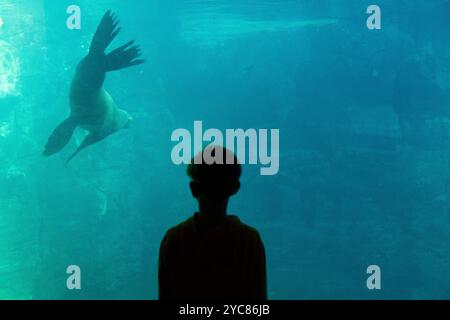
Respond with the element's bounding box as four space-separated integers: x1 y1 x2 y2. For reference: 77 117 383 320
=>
1 0 450 299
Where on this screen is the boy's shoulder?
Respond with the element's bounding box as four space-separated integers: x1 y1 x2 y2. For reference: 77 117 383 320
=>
165 213 261 240
165 215 196 238
227 214 261 238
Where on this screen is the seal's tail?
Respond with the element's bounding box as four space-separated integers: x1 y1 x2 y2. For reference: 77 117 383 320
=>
43 118 77 157
66 132 107 164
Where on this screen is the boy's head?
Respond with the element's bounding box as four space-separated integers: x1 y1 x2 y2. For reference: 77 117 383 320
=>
187 146 241 201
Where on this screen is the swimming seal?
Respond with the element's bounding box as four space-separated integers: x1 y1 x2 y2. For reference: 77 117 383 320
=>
43 10 145 162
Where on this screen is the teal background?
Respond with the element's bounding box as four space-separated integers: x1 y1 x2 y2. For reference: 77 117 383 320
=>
1 0 450 299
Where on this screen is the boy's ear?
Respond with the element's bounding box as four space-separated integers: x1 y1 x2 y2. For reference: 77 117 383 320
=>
190 181 201 198
229 181 241 196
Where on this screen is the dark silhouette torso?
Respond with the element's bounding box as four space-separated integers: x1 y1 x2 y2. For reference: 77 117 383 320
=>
159 213 267 300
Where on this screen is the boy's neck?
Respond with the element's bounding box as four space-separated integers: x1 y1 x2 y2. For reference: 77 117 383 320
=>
197 198 229 227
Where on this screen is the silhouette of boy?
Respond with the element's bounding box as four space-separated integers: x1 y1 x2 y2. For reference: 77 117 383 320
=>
158 146 267 300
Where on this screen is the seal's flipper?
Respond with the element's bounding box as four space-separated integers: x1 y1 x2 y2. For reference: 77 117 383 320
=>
43 118 78 157
106 40 145 72
72 11 121 94
66 132 108 163
90 10 121 54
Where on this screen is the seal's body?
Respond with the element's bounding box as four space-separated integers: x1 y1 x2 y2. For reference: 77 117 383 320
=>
43 11 144 162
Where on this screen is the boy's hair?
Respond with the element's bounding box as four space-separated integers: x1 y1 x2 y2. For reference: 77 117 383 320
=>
187 146 241 198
